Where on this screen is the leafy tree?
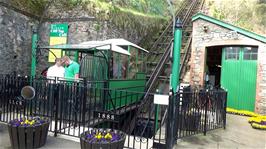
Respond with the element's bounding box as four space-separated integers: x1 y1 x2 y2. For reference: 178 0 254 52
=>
206 0 265 35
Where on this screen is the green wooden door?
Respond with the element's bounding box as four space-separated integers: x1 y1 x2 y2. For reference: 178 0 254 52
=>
221 47 258 111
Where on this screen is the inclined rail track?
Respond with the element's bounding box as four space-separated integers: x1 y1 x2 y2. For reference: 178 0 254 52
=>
127 0 205 135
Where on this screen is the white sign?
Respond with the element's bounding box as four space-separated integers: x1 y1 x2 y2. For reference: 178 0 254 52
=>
154 94 169 105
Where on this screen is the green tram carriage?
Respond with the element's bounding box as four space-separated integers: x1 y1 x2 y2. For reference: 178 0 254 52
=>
38 38 149 110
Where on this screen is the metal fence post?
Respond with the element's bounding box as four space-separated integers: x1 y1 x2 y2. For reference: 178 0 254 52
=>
203 91 208 136
223 91 227 129
54 83 60 137
166 91 174 149
82 78 87 126
174 92 180 140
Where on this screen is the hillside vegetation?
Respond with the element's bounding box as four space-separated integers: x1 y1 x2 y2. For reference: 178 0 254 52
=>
8 0 265 36
8 0 184 38
206 0 266 35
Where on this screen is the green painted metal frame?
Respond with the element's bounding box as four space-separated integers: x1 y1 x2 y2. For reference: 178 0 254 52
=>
31 28 38 78
32 25 147 110
171 20 182 92
106 73 146 110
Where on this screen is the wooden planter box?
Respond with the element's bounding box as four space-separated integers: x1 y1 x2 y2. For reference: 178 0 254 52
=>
80 130 126 149
179 113 201 131
8 122 49 149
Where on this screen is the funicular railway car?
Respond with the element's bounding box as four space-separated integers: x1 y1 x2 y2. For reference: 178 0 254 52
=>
37 38 149 130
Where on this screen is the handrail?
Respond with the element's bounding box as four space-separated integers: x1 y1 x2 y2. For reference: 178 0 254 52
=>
146 0 189 54
127 42 172 134
145 41 172 98
128 0 204 135
146 0 197 87
145 0 191 87
179 36 192 75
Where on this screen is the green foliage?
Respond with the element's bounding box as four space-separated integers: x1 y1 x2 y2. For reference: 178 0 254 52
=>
8 0 182 41
10 0 48 16
9 0 85 16
110 6 166 34
207 0 266 35
104 0 169 16
255 4 266 26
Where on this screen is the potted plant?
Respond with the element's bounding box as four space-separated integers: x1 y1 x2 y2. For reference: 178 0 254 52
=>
8 116 49 149
80 128 126 149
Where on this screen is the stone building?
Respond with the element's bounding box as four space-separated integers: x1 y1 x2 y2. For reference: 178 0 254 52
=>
190 13 266 114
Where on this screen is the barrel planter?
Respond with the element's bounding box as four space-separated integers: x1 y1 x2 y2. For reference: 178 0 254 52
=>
80 128 126 149
8 117 49 149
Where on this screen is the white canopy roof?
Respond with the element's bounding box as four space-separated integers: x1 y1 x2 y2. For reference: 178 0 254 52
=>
104 38 148 53
80 38 148 53
39 38 148 56
40 43 131 56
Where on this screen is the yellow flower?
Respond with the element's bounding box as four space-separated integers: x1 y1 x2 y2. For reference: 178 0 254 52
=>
25 120 29 124
251 123 266 129
227 108 266 130
29 121 34 125
104 133 112 139
95 133 102 139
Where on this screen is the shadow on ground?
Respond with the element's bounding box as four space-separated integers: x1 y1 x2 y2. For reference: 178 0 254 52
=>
175 114 266 149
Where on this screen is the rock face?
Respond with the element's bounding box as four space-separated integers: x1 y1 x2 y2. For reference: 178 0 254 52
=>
37 21 141 75
0 6 35 76
0 4 150 76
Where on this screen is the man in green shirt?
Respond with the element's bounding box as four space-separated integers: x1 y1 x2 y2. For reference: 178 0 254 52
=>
62 56 80 80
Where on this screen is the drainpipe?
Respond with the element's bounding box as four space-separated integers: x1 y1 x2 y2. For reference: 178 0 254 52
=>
31 26 38 78
171 19 182 93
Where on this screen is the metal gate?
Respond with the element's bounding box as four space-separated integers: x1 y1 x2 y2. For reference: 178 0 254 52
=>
221 46 257 111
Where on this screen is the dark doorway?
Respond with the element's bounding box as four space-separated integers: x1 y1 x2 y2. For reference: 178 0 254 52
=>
206 46 223 88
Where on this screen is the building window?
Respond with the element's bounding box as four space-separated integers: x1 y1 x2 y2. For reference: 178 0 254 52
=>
225 47 240 60
243 47 258 60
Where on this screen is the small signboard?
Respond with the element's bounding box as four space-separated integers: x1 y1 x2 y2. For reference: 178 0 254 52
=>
48 24 68 62
50 24 68 37
154 94 169 105
93 111 120 122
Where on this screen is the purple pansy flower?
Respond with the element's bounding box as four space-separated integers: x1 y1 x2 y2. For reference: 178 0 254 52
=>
9 117 48 127
84 129 124 143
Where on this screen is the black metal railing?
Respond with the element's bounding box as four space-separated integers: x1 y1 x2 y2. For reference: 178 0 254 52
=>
166 87 227 148
0 75 227 149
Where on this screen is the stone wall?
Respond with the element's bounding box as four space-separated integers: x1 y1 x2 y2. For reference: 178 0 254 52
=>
0 5 35 76
256 44 266 114
0 4 149 76
191 19 266 114
191 19 258 86
36 20 142 75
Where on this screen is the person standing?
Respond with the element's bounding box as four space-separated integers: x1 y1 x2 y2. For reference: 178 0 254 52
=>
62 56 80 124
62 56 80 80
46 58 65 79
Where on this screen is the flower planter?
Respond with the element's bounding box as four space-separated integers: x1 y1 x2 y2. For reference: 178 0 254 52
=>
179 113 201 131
8 118 49 149
80 128 126 149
